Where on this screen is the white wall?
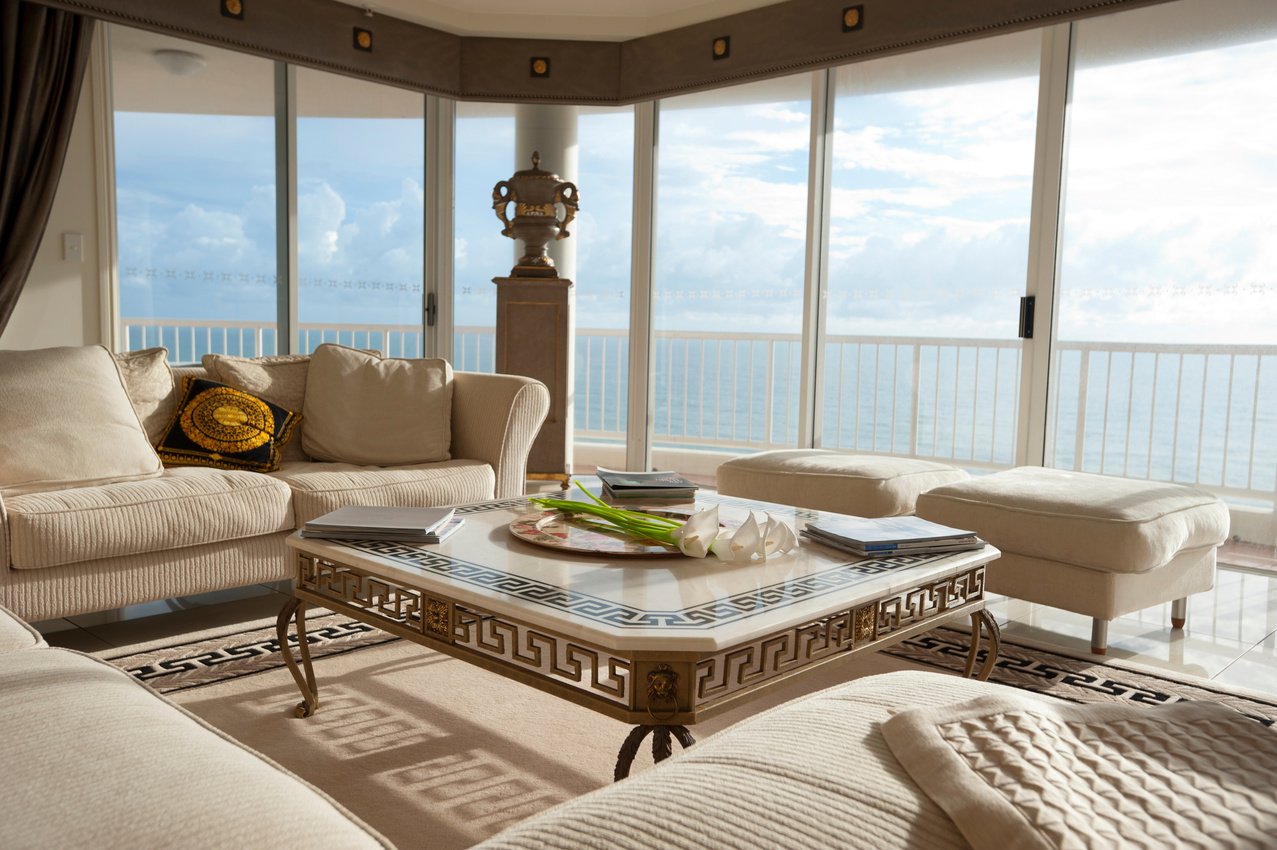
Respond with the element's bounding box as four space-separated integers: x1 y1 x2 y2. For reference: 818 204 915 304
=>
0 57 104 351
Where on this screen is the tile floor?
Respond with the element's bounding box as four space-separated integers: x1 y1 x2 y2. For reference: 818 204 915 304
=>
35 561 1277 699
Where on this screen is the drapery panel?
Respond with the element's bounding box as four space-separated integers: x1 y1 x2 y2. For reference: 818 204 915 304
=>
0 2 94 335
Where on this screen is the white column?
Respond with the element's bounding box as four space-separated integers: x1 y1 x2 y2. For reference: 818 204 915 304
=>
514 104 579 282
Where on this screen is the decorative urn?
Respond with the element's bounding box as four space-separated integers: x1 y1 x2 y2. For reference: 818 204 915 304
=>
492 151 579 278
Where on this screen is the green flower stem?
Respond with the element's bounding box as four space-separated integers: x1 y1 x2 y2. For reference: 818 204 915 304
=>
529 481 686 545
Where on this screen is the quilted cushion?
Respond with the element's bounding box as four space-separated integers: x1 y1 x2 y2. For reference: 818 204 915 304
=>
271 459 494 525
0 346 162 497
302 344 453 466
916 467 1230 574
717 450 968 517
5 468 294 570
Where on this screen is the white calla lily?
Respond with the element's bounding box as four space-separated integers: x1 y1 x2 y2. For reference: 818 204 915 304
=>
670 506 719 558
714 512 762 563
763 513 799 556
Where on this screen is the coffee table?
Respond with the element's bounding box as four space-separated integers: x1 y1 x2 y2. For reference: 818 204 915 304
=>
276 491 1001 779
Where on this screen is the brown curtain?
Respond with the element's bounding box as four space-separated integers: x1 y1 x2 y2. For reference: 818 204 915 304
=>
0 2 94 335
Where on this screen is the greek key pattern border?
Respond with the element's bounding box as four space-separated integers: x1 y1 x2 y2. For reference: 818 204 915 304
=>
693 566 985 706
296 554 632 707
452 604 632 706
337 537 957 630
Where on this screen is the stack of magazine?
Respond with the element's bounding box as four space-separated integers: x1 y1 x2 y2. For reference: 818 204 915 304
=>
300 505 464 544
596 467 699 501
801 515 982 558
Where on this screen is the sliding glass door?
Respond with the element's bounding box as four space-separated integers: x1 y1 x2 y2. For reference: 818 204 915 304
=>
1049 0 1277 506
824 31 1040 467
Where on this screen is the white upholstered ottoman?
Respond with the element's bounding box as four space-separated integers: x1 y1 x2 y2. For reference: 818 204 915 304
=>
716 450 968 517
916 467 1230 653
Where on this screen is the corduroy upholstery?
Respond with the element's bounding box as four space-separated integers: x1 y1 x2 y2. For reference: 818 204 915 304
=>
0 349 549 622
0 631 391 848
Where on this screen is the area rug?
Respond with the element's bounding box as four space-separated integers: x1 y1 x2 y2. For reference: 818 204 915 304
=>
98 614 1277 850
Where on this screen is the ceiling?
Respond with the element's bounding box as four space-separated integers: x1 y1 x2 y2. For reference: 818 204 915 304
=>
332 0 789 41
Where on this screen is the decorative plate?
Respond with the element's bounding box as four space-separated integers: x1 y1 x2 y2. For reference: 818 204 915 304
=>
508 509 686 557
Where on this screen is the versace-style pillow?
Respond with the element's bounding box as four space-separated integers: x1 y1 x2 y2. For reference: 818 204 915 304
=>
202 353 311 463
156 377 301 472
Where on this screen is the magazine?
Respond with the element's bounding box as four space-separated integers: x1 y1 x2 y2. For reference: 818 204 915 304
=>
803 515 977 547
596 467 698 500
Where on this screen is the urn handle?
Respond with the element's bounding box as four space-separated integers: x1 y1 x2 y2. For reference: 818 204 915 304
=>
555 182 579 241
492 180 514 237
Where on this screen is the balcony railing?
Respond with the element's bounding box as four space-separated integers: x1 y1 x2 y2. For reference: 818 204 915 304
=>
122 317 1277 504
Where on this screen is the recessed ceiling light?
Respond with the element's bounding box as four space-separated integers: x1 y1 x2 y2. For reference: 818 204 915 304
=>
152 49 207 77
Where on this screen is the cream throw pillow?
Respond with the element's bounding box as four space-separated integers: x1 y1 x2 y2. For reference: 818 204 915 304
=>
302 344 453 466
112 347 174 444
0 346 163 497
204 353 310 462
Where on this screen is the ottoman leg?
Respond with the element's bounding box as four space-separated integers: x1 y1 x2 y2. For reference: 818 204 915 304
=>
1090 618 1109 655
1171 597 1188 630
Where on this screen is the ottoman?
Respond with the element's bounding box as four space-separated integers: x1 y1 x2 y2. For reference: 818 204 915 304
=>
716 450 968 517
915 467 1231 653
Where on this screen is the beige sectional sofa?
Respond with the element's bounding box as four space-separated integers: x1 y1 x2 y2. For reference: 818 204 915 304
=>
0 344 549 623
0 602 391 849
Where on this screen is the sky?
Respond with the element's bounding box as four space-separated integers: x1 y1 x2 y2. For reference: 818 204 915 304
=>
115 16 1277 349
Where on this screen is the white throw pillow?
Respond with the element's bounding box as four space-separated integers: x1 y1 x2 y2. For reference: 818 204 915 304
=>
301 344 453 466
0 346 164 497
112 347 174 444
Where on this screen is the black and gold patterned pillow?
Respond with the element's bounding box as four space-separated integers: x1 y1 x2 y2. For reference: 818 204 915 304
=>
156 377 301 472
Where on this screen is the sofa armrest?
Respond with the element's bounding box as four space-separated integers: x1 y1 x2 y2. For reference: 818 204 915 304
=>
450 372 550 499
0 492 8 572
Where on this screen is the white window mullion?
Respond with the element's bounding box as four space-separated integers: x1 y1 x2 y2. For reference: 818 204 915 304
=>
625 100 658 472
1019 23 1073 467
424 95 455 360
800 68 835 449
273 62 298 355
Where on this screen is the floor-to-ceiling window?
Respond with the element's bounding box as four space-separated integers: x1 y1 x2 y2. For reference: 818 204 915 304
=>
651 75 812 474
573 107 635 462
452 101 514 373
1049 0 1277 506
112 27 276 360
825 31 1040 466
296 68 424 356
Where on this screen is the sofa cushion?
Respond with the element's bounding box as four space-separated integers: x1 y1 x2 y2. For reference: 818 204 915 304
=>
0 346 163 498
204 353 311 462
717 449 969 517
302 344 453 466
5 468 294 570
473 670 999 850
272 459 494 525
156 377 301 473
0 603 45 652
0 648 390 849
113 347 175 443
915 467 1230 574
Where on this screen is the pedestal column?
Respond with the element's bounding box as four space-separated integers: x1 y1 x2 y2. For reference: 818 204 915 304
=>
494 276 573 476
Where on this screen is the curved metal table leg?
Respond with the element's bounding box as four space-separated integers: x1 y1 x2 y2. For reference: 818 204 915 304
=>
963 608 1001 681
614 724 697 781
276 596 319 718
